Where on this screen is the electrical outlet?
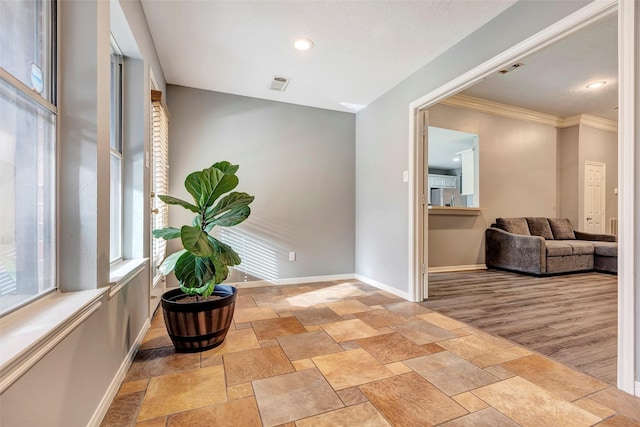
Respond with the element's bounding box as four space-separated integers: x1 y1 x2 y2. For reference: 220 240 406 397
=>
289 251 296 261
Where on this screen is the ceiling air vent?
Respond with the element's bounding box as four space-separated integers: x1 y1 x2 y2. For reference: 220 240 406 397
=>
269 76 291 92
499 63 524 74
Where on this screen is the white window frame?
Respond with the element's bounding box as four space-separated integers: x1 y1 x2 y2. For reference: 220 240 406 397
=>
0 0 57 316
109 37 124 264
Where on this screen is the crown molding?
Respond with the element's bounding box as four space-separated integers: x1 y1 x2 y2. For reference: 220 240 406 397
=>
560 114 618 132
440 94 617 132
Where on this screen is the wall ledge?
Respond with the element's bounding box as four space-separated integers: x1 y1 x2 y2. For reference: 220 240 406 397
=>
109 258 148 299
0 288 107 393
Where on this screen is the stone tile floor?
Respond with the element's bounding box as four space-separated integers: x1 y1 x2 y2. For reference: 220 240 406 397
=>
101 279 640 426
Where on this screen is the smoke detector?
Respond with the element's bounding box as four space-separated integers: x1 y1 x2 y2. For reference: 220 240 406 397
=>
269 76 291 92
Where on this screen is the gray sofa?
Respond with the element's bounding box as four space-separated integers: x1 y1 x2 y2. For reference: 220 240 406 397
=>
485 217 617 275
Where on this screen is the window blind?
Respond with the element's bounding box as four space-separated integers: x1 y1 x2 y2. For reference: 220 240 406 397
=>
151 91 169 275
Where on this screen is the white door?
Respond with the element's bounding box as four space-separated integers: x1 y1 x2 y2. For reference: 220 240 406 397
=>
584 161 606 233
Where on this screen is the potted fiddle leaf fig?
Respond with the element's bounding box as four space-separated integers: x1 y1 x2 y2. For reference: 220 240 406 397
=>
153 161 254 352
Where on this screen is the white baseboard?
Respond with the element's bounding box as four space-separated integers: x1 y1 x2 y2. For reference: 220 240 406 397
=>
355 274 411 301
636 380 640 397
428 264 487 273
230 273 356 288
231 273 412 302
88 318 151 427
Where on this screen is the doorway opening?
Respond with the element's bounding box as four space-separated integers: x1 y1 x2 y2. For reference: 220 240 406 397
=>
408 0 636 394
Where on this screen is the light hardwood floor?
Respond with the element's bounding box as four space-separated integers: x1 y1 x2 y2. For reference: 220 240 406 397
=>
423 269 617 384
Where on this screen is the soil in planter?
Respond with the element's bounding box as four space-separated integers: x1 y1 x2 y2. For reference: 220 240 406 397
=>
171 294 225 304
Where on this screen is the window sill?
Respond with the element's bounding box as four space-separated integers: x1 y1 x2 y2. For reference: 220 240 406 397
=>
109 258 148 299
0 288 107 393
428 206 486 216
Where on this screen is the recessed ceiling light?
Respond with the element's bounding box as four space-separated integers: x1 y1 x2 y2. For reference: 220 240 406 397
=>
586 80 606 89
452 158 461 162
294 38 314 51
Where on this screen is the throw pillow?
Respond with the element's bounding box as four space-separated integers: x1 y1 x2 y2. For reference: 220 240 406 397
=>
526 217 554 240
548 218 576 240
496 217 531 235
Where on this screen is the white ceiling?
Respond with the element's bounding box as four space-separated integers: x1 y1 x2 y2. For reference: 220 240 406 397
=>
462 14 618 121
140 1 617 121
140 0 516 113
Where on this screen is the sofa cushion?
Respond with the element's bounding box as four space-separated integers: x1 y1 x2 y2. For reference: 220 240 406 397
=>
496 217 530 235
548 218 576 240
526 217 554 240
545 241 572 257
561 240 594 255
592 242 618 257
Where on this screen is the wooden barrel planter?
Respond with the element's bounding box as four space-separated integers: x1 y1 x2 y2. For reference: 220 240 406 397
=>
161 285 237 353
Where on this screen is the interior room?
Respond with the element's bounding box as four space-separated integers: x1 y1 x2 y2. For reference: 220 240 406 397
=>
1 1 639 426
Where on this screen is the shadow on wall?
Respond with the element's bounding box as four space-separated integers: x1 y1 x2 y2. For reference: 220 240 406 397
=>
216 227 279 282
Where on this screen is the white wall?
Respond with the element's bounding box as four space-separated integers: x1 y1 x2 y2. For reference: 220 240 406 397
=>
355 0 591 292
166 86 356 283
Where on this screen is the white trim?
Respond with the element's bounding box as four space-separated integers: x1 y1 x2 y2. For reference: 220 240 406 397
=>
428 264 487 273
108 258 148 299
230 273 356 288
89 319 151 427
560 114 618 132
0 289 106 393
230 273 414 301
355 275 412 300
617 0 636 395
408 0 618 305
442 94 617 132
635 381 640 397
441 94 559 127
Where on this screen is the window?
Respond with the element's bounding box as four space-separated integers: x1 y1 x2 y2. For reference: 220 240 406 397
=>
0 0 56 315
151 90 169 282
110 42 123 263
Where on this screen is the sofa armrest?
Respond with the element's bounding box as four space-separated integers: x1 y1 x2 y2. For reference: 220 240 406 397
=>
574 230 616 242
485 227 546 275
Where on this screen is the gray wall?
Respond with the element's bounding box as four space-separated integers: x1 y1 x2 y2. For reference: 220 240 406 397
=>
166 86 355 283
427 104 558 267
0 0 165 425
558 126 580 227
355 1 590 293
558 124 618 232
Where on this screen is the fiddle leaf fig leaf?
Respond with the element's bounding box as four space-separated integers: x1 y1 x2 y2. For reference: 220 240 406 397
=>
158 195 199 213
211 256 229 284
209 206 251 228
158 249 187 276
185 167 224 208
181 225 214 257
175 252 215 291
209 236 241 266
152 227 181 240
184 166 239 209
212 161 239 175
205 192 254 222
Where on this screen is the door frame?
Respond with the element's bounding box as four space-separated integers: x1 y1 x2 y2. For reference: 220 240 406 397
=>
407 0 637 394
583 160 607 233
